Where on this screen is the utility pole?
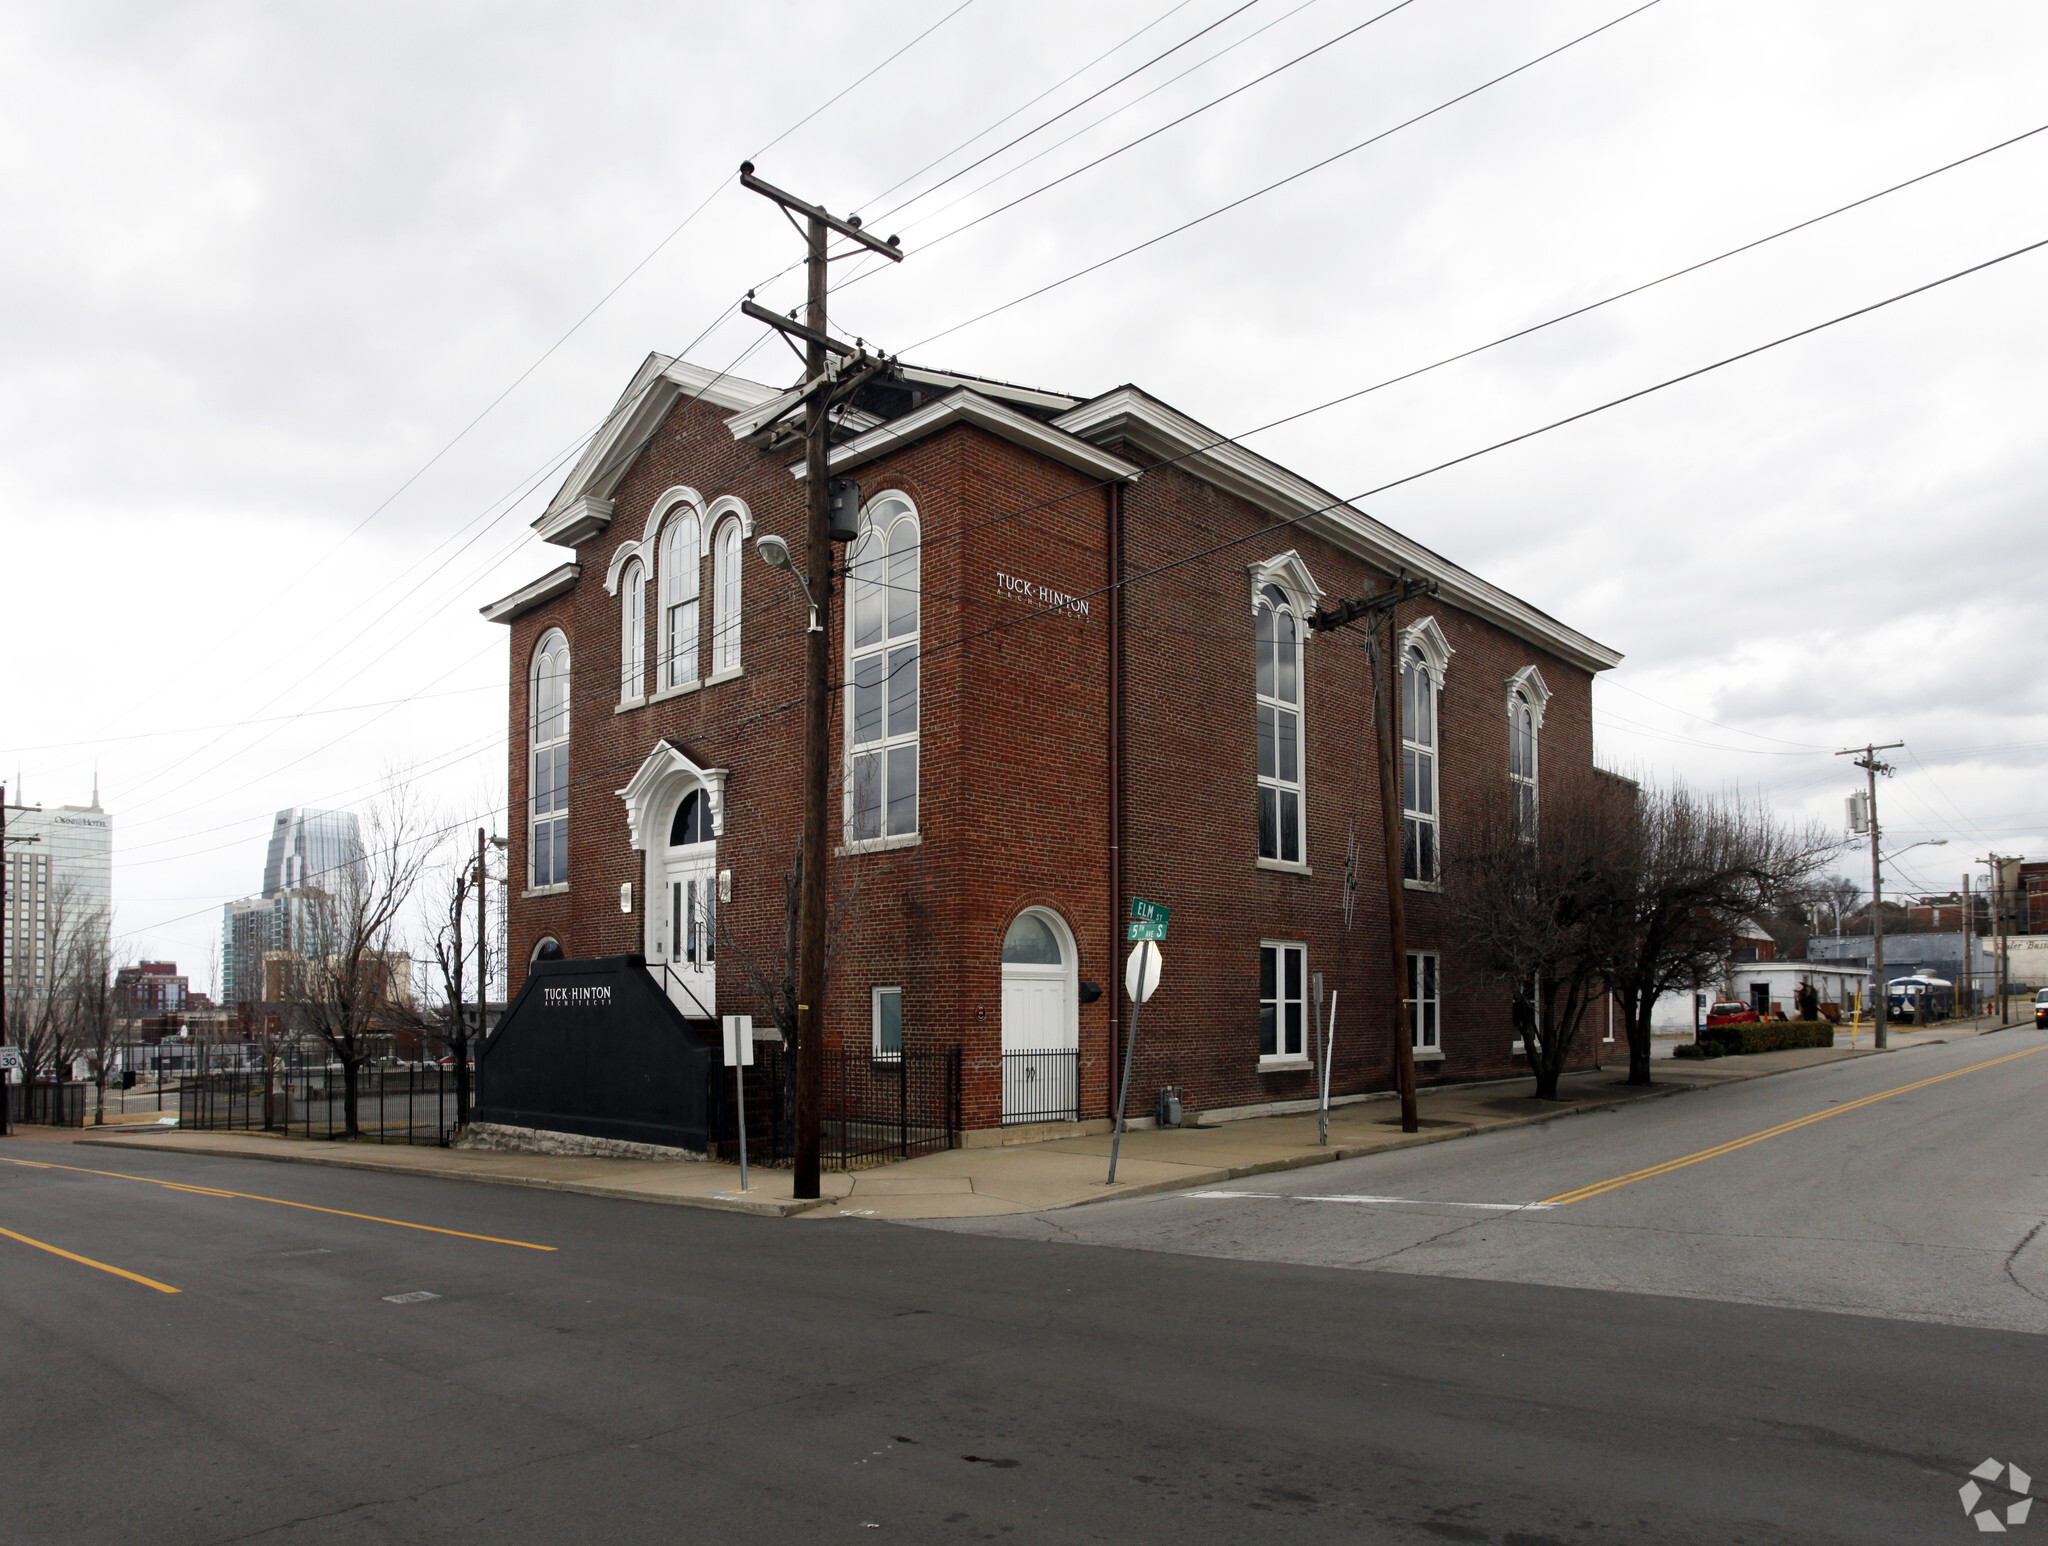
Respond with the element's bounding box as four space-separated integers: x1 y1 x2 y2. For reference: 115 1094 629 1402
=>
740 163 902 1200
1838 743 1902 1048
1979 854 2010 1025
1960 872 1972 1017
1313 573 1434 1133
1 785 43 1137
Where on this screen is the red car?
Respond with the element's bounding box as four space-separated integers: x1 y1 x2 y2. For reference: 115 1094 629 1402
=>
1704 1001 1761 1027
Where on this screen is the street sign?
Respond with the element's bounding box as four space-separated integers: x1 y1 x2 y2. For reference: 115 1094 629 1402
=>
0 1047 22 1073
1125 941 1162 1004
1130 898 1169 925
1126 919 1166 942
721 1015 755 1067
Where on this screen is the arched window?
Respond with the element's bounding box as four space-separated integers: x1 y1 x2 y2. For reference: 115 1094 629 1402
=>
1510 687 1538 835
669 788 714 846
1255 583 1303 863
620 558 645 701
1002 911 1063 965
1401 644 1438 883
530 936 563 963
712 517 742 674
846 495 920 842
529 627 571 889
662 510 701 689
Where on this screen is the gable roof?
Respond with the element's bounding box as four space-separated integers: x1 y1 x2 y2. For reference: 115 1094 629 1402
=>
1054 386 1623 674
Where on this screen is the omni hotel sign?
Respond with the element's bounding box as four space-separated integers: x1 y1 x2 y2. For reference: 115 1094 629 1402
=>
543 985 613 1010
995 570 1091 620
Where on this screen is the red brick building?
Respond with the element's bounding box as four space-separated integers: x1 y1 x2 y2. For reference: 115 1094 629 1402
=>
485 355 1622 1134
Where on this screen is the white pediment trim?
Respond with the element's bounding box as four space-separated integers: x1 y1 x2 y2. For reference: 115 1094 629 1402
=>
792 389 1140 485
1054 387 1622 675
1507 664 1553 729
618 741 729 853
1400 615 1454 688
1248 551 1324 634
535 355 778 548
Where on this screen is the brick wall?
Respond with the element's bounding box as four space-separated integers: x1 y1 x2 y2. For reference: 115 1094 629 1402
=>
500 390 1614 1130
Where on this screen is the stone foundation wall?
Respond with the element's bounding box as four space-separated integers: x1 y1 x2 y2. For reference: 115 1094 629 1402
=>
455 1121 707 1163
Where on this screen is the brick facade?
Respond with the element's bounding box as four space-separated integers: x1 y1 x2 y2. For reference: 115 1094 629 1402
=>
490 358 1622 1131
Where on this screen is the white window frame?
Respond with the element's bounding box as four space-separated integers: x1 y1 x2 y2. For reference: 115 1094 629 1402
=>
872 985 904 1061
711 515 742 677
1401 644 1440 886
1506 665 1549 840
843 492 921 849
619 558 645 704
1407 949 1442 1060
1254 583 1306 869
1259 940 1309 1066
528 629 570 892
662 508 701 691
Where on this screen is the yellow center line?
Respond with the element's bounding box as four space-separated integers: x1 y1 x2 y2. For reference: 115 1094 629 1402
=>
0 1224 181 1294
1542 1043 2048 1206
0 1156 557 1251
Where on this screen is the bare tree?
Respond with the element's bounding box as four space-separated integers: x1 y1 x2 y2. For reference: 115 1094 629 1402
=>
68 922 124 1124
1441 780 1628 1100
12 878 88 1087
1598 781 1837 1086
283 790 431 1136
411 836 484 1125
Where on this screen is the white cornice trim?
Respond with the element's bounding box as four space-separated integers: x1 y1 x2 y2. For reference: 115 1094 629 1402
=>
791 389 1140 484
1055 389 1623 674
724 383 882 443
481 563 580 624
536 355 778 546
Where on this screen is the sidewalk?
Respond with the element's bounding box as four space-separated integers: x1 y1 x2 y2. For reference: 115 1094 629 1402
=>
48 1031 1982 1221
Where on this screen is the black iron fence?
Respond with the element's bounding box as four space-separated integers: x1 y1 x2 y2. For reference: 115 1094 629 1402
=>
7 1081 85 1127
1001 1048 1080 1125
181 1065 466 1145
722 1045 960 1170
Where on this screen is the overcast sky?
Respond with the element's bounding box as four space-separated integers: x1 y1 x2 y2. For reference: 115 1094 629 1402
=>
7 0 2044 983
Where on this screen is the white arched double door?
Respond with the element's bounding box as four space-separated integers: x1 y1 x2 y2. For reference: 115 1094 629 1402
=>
1000 909 1078 1123
650 786 717 1019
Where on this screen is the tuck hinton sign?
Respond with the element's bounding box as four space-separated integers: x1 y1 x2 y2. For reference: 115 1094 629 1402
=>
995 570 1091 620
542 985 613 1010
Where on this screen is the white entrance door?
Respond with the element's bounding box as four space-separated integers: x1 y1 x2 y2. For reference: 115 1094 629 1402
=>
649 787 717 1019
1000 910 1077 1123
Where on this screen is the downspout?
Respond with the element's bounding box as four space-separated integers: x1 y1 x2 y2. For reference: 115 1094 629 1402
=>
1107 478 1125 1122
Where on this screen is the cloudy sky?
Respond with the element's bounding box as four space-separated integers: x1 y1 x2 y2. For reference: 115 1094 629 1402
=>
6 0 2044 984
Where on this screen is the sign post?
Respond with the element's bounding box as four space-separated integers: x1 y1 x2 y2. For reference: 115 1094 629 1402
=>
1108 900 1167 1186
722 1015 754 1192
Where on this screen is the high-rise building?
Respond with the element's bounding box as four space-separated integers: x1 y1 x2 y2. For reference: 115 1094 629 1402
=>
220 889 328 1010
3 790 113 997
262 808 363 898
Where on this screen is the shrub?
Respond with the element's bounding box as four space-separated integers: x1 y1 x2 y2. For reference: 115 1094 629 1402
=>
1695 1020 1836 1056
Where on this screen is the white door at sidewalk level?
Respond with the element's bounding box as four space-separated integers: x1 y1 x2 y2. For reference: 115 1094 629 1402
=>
1000 910 1077 1122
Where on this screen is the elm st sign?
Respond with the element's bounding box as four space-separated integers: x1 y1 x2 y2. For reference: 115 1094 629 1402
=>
1128 898 1169 942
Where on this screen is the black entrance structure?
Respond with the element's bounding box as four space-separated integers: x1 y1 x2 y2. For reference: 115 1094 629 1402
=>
476 954 716 1151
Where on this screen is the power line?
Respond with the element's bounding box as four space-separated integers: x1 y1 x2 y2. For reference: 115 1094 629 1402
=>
898 0 1663 352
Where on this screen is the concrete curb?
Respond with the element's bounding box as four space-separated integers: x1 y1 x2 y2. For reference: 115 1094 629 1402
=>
70 1135 837 1218
64 1037 1956 1222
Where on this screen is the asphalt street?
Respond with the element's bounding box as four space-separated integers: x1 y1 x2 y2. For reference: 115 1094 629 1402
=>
2 1032 2042 1546
927 1027 2048 1336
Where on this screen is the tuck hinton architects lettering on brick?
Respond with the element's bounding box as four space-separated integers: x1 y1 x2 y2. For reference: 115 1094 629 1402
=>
483 354 1623 1132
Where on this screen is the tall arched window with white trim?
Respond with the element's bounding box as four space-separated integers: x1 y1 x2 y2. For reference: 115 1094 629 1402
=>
1255 583 1303 863
620 558 645 701
712 517 742 674
1510 687 1538 836
662 510 701 688
1401 643 1439 883
529 628 571 888
846 494 919 842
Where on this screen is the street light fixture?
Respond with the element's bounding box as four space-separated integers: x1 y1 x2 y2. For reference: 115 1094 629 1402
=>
756 533 822 634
